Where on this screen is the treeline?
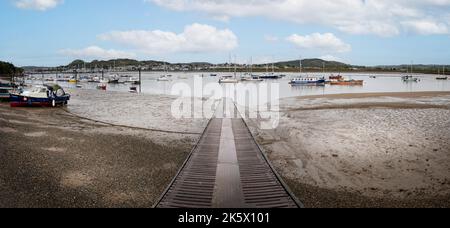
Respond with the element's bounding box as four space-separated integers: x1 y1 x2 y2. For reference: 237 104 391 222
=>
0 61 23 76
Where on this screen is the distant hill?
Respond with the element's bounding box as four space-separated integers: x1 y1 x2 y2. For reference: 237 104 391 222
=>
65 59 168 69
271 58 351 69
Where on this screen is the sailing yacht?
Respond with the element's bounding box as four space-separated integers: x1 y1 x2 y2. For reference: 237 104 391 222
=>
158 62 172 81
436 66 448 80
219 57 239 84
402 62 420 82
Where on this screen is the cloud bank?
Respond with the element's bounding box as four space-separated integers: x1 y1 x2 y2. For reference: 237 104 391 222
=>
150 0 450 36
98 23 238 54
59 46 136 60
14 0 63 11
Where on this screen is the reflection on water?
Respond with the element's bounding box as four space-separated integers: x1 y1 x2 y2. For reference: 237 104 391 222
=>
27 72 450 99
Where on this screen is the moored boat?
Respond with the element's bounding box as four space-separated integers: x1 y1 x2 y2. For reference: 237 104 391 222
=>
330 79 364 86
97 83 107 90
10 84 70 107
129 86 138 93
157 76 171 81
219 76 238 84
289 77 326 86
402 75 419 82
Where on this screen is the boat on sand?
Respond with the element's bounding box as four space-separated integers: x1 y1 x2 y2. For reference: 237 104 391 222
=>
10 84 70 107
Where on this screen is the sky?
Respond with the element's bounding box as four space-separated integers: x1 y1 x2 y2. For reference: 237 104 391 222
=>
1 0 450 67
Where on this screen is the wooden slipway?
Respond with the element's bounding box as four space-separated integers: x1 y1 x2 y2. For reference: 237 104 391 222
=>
155 100 301 208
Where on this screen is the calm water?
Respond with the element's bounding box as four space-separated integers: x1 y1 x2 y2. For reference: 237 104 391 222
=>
27 72 450 99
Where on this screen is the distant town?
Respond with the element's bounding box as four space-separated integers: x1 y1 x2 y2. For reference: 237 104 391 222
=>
19 59 450 75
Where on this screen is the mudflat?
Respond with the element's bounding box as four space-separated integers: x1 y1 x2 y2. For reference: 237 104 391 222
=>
246 91 450 208
0 99 199 208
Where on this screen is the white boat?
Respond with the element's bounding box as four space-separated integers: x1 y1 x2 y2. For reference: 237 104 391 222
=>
241 76 263 82
402 76 419 82
218 75 237 83
219 77 239 84
436 66 448 80
157 76 171 82
403 62 420 82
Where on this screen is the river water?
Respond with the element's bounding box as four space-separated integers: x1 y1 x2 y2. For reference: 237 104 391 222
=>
27 72 450 100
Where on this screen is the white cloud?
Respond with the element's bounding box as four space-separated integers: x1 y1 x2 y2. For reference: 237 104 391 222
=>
14 0 63 11
287 33 351 53
401 20 449 35
319 55 345 63
98 23 238 54
59 46 136 60
264 35 279 42
150 0 450 36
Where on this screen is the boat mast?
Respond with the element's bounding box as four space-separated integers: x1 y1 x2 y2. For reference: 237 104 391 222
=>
299 56 302 74
234 55 237 79
250 57 253 76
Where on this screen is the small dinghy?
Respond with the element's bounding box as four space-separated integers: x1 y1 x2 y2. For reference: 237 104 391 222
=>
129 86 138 93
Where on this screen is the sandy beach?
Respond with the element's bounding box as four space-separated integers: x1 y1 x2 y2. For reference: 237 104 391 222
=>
245 91 450 208
0 91 207 208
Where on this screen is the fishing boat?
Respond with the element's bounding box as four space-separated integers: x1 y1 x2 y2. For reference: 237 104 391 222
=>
330 79 364 86
289 77 326 86
329 75 344 81
436 76 448 80
10 84 70 107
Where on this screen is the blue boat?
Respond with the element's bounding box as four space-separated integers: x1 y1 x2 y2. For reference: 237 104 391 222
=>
289 77 326 86
10 84 70 107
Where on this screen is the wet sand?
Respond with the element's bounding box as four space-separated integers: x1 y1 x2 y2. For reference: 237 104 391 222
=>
246 91 450 208
0 91 206 208
2 89 449 208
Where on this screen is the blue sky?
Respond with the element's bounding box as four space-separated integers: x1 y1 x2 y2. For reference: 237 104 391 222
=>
1 0 450 67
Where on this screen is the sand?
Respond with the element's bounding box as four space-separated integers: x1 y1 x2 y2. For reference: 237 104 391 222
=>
2 89 450 208
0 91 205 207
245 92 450 208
